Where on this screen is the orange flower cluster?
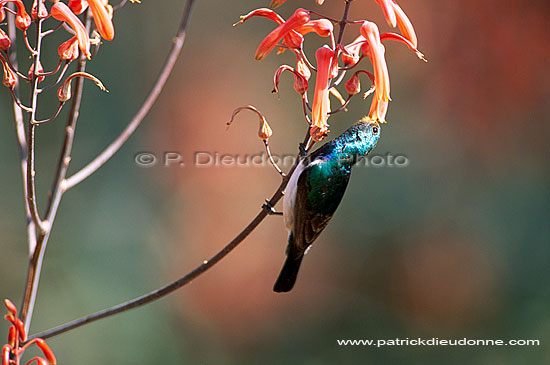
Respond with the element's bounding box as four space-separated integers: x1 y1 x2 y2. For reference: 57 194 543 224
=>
236 0 425 142
0 0 138 109
2 299 56 365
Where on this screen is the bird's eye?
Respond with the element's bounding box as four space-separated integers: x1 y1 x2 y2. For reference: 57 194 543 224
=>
372 126 379 135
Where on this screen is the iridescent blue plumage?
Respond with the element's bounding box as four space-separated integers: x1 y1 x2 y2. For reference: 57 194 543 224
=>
275 119 381 292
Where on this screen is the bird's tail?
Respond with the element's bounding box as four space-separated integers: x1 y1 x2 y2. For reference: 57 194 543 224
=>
273 251 304 293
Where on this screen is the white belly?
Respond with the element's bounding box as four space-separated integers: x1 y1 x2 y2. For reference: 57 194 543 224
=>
283 161 305 231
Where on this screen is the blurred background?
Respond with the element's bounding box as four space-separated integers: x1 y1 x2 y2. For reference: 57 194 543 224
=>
1 0 549 363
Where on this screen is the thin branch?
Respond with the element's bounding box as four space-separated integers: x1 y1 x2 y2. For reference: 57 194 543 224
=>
41 21 63 37
32 102 65 125
29 131 311 341
330 69 347 88
113 0 129 12
10 89 33 112
64 0 196 190
20 9 91 334
7 5 37 255
38 61 70 93
23 30 37 55
301 94 312 123
337 0 353 45
264 140 286 177
37 59 63 77
21 7 47 331
328 94 352 114
2 50 30 81
25 18 47 235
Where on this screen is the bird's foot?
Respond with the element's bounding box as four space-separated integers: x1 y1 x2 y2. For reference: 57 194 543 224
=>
262 199 283 216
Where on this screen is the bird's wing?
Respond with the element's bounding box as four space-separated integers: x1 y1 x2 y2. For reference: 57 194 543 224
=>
291 159 350 258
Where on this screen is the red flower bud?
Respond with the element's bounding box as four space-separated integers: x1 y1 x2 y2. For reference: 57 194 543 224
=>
14 318 26 342
0 28 11 51
227 106 273 141
7 326 15 347
27 358 48 365
57 72 107 102
255 8 310 60
2 345 11 365
51 2 91 59
87 0 115 41
345 70 375 97
28 60 45 83
35 338 57 365
58 36 80 60
295 19 333 38
345 73 360 96
68 0 88 15
273 65 309 95
1 0 32 30
32 0 48 19
3 300 17 317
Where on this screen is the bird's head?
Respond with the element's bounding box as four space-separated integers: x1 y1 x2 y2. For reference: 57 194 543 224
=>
354 117 381 153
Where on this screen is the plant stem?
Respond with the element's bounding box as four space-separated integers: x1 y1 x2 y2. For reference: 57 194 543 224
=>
64 0 196 191
20 9 89 333
26 17 47 235
20 9 48 331
337 0 353 44
6 6 37 256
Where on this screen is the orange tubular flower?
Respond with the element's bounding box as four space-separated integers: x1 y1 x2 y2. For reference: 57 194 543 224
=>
0 28 10 51
295 19 333 38
310 46 335 142
51 2 91 59
35 339 57 365
235 9 303 55
255 8 310 60
360 21 390 103
58 36 80 61
345 70 375 97
0 54 17 88
273 65 308 95
293 51 311 80
32 0 48 19
68 0 88 15
380 32 425 61
0 0 31 30
368 98 389 123
87 0 114 41
57 71 107 102
342 35 365 66
227 106 273 141
375 0 418 48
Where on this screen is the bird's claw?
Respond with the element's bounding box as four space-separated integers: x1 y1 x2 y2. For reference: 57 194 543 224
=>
262 199 283 216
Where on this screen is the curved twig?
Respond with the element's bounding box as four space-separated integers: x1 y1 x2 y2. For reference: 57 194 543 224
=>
64 0 196 190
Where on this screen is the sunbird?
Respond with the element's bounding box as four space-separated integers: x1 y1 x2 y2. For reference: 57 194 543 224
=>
274 119 381 292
